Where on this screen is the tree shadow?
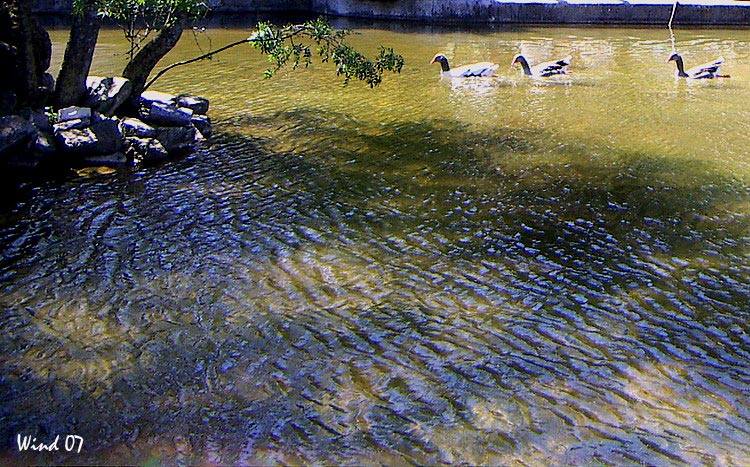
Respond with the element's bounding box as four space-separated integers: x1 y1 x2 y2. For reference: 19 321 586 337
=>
1 105 749 464
220 106 750 263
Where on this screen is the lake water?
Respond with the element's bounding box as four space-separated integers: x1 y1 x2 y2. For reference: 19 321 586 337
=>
2 21 750 465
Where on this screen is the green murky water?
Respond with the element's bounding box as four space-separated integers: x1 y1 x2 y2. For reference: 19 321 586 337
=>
2 21 750 465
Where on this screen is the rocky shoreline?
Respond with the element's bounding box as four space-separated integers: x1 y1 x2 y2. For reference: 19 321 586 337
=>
0 77 211 172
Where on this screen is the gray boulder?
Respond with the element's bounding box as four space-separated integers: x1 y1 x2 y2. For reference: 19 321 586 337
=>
28 109 53 132
154 125 196 154
125 136 169 163
53 118 89 132
191 114 212 138
85 76 132 116
57 106 92 123
32 131 56 157
140 90 176 107
55 117 123 156
177 94 209 115
121 117 156 138
143 102 193 127
0 115 37 159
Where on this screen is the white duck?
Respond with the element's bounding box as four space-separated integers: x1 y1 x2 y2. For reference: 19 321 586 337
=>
667 53 728 79
511 54 572 78
430 54 499 78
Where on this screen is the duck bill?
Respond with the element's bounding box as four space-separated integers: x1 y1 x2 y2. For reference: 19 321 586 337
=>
430 58 436 64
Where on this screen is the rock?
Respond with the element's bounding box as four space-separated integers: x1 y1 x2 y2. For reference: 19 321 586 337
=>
121 117 156 138
55 117 123 156
154 125 196 154
190 114 212 138
144 102 193 127
193 127 206 143
55 128 102 155
58 106 91 123
28 109 52 132
125 136 169 163
140 90 176 107
80 152 128 167
0 115 37 159
177 94 209 115
53 118 89 132
32 131 56 156
8 131 58 170
85 76 132 116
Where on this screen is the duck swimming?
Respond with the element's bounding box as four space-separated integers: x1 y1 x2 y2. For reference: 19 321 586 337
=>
667 53 728 79
430 54 499 78
511 54 572 78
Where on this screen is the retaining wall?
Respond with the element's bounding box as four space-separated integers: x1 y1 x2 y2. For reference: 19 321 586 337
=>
30 0 750 25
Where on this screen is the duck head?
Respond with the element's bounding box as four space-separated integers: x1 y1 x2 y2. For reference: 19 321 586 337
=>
667 52 688 77
430 54 450 72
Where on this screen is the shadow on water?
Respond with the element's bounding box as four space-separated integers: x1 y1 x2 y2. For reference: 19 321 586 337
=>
2 107 750 464
225 106 750 259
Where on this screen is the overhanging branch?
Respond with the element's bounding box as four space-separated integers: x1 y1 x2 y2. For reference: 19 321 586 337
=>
143 36 253 91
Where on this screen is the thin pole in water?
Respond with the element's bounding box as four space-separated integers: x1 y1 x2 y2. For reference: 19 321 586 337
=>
668 0 678 53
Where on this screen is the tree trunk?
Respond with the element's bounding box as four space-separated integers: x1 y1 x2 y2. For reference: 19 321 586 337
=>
1 0 51 110
122 15 186 109
53 0 100 108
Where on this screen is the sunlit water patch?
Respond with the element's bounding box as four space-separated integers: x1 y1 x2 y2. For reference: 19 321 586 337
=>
2 22 750 465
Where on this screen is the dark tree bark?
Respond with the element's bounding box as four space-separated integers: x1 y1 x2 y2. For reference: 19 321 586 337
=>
122 14 186 108
1 0 51 111
53 0 101 108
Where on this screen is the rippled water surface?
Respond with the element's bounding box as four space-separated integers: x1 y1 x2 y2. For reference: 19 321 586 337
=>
2 22 750 465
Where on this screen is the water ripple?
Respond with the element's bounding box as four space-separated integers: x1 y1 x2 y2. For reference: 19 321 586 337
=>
3 24 750 466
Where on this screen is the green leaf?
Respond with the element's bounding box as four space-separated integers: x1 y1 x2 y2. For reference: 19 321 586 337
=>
247 17 403 87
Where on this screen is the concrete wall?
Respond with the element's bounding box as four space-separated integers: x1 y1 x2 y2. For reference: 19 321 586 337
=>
209 0 312 13
308 0 750 25
29 0 309 14
30 0 750 25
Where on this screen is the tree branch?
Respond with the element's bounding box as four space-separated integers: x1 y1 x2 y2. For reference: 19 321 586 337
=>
143 37 252 91
141 18 403 92
143 27 308 91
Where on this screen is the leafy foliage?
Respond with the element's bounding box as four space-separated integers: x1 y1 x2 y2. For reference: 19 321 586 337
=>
71 0 96 16
95 0 208 26
249 17 404 87
74 0 208 59
73 0 208 20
